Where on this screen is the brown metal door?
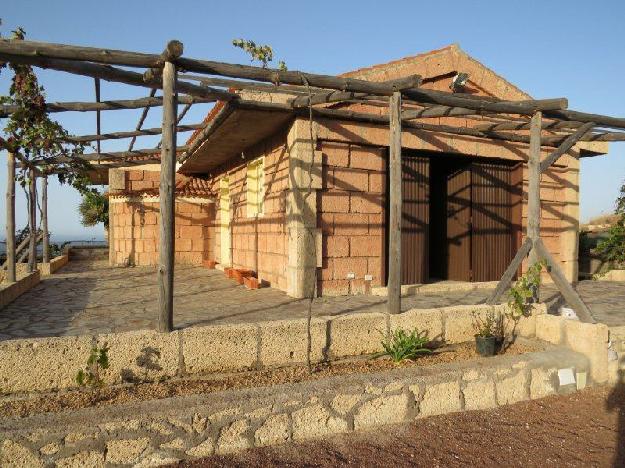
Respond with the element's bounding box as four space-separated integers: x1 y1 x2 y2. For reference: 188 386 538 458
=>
401 156 429 284
446 165 472 281
470 162 516 282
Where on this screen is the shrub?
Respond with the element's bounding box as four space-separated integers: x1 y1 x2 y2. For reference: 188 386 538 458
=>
473 310 503 338
76 345 109 387
378 328 432 363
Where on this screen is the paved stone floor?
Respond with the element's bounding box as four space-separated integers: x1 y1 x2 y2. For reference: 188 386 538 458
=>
0 260 624 340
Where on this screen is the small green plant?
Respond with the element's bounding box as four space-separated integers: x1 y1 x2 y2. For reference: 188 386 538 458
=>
232 38 287 71
507 260 546 320
473 310 503 338
76 345 109 387
378 328 432 363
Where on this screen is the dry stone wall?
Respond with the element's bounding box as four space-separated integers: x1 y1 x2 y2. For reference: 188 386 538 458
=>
0 347 590 466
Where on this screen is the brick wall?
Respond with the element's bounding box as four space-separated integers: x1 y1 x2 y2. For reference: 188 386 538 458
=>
109 199 215 266
210 131 290 290
318 142 386 295
108 170 215 266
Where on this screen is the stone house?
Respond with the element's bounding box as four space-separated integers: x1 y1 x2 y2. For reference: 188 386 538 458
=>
107 44 607 297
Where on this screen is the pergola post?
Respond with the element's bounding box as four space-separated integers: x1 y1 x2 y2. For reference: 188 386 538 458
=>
527 111 542 300
41 175 49 264
387 91 402 314
5 152 16 282
27 167 37 273
157 56 178 333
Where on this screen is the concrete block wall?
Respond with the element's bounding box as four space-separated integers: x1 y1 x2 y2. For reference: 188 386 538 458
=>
318 142 386 296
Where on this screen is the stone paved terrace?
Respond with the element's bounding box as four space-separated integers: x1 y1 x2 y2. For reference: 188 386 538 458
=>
0 259 624 340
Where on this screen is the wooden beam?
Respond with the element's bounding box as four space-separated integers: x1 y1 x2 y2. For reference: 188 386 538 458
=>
129 88 157 151
0 95 214 117
546 108 625 131
290 75 422 107
28 145 188 166
539 122 595 173
157 59 176 333
527 111 542 301
5 153 16 282
1 230 37 270
487 237 533 304
68 124 201 143
72 124 200 143
27 167 37 273
0 52 235 101
41 176 49 264
534 238 594 323
232 100 576 147
94 78 101 154
387 91 402 315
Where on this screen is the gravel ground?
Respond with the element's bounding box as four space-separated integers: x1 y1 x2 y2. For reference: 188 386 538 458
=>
180 385 625 468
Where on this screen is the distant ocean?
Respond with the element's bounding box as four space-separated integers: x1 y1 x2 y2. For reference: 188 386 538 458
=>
0 236 106 255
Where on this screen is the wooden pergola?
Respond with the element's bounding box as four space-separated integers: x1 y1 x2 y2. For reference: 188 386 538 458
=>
1 38 624 331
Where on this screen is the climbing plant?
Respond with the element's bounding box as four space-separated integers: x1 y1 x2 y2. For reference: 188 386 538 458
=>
78 191 109 228
595 182 625 267
0 23 93 194
232 38 287 71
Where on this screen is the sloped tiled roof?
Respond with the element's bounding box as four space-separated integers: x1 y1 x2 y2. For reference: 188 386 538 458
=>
109 174 214 199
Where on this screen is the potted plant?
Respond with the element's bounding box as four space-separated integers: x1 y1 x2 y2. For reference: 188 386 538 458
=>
473 311 503 357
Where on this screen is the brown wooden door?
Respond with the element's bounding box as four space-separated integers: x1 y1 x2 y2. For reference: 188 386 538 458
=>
470 162 517 282
446 165 472 281
401 156 429 284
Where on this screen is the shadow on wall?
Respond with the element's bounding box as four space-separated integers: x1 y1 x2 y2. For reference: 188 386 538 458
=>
607 358 625 467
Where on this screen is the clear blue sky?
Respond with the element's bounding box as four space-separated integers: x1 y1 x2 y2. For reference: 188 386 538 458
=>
1 0 624 240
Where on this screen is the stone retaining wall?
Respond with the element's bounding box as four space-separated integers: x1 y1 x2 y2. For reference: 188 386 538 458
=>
0 302 611 396
0 346 589 466
0 271 40 310
16 254 69 277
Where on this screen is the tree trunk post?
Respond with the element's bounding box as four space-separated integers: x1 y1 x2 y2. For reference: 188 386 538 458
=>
28 167 37 273
157 59 177 333
42 175 50 263
527 111 542 300
5 152 16 282
387 91 402 315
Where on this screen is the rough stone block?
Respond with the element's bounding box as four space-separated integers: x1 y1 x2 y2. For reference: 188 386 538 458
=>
105 438 151 464
530 368 557 399
564 320 609 383
182 323 257 374
331 393 364 415
326 312 386 358
97 329 180 384
353 393 410 430
292 404 349 440
462 378 497 411
496 370 529 405
216 420 252 454
259 318 326 367
185 438 215 458
444 305 493 344
0 440 43 468
536 314 564 344
389 308 443 343
57 450 105 468
254 414 290 446
418 380 462 417
0 335 92 393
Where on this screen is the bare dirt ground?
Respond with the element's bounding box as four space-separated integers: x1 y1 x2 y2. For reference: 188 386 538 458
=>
180 385 625 468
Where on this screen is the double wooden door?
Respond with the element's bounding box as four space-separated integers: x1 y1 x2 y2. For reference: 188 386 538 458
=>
397 154 520 284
